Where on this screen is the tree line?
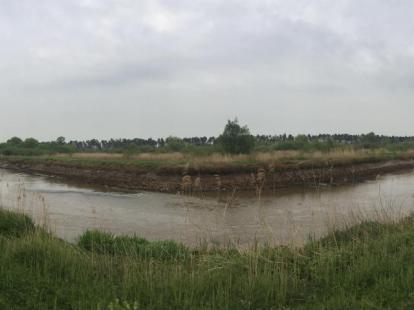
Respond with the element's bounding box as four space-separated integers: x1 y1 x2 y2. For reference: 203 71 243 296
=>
2 120 414 156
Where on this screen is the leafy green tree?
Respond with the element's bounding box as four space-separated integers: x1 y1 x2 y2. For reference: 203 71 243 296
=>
7 137 22 145
56 136 66 145
217 119 255 154
23 138 39 148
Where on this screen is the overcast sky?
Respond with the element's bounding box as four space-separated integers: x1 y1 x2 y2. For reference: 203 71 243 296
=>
1 0 414 141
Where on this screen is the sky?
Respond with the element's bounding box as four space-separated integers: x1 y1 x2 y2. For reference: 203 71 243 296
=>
1 0 414 141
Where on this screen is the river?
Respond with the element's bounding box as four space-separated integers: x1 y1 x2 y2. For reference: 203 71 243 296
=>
1 168 414 247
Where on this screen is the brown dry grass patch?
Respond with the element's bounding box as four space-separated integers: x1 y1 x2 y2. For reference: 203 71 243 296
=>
55 148 414 170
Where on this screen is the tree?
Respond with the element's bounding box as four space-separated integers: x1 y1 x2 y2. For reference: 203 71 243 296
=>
361 132 380 148
217 119 255 154
23 138 39 148
56 136 66 145
7 137 22 145
165 136 186 152
295 134 308 144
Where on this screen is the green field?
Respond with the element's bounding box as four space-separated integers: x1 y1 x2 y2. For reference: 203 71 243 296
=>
1 208 414 309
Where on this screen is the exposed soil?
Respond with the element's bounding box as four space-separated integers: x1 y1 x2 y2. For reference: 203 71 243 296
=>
1 158 414 193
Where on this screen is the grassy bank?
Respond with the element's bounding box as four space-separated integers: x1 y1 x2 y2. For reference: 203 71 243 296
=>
2 147 414 174
2 208 414 308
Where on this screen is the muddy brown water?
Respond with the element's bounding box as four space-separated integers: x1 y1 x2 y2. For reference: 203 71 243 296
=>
1 168 414 247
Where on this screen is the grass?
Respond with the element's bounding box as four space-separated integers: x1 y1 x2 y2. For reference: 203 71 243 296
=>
2 208 414 308
2 147 414 175
0 209 35 237
78 230 190 261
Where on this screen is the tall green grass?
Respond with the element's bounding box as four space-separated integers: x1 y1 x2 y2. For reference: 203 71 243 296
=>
2 208 414 309
0 209 35 237
78 230 190 261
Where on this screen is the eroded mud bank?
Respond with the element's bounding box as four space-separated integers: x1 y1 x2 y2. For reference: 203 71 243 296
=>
1 159 414 193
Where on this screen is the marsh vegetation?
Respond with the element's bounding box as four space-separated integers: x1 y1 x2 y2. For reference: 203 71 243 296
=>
2 207 414 309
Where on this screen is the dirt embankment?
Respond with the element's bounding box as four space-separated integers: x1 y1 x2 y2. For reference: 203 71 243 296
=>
1 159 414 193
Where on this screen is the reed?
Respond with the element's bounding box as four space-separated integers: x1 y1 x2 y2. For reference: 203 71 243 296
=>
1 207 414 309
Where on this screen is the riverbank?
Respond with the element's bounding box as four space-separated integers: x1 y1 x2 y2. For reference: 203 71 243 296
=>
1 208 414 308
1 149 414 193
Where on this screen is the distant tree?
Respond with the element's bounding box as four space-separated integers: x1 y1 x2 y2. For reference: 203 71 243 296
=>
165 136 186 152
295 134 308 144
361 132 380 148
157 138 165 148
23 138 39 148
217 119 255 154
56 136 66 145
7 137 22 145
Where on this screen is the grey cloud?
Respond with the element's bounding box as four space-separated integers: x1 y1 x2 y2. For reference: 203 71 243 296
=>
1 0 414 140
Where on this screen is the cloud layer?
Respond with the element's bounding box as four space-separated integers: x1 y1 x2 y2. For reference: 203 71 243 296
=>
1 0 414 140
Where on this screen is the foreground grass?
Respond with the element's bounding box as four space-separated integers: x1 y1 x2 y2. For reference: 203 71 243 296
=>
2 147 414 174
2 208 414 309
